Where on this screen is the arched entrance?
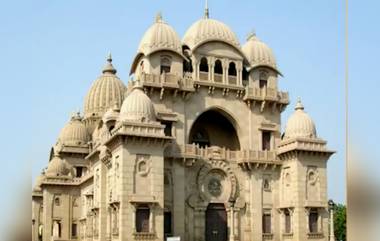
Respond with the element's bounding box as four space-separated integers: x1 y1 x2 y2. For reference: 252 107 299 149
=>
205 203 227 241
189 109 240 150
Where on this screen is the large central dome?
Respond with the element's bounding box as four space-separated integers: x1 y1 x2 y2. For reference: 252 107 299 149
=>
183 17 240 51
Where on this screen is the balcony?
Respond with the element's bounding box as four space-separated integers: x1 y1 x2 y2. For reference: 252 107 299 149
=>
164 144 280 168
140 72 179 88
214 73 223 83
199 71 209 81
307 232 324 239
262 233 274 240
244 86 289 104
228 75 237 85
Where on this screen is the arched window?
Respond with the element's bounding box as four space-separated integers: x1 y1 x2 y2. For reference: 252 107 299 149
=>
160 56 171 74
214 59 223 83
228 62 237 85
214 59 223 74
228 62 237 76
199 57 209 72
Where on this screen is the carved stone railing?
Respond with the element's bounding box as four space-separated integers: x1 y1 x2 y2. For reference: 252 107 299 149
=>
307 232 324 239
139 73 195 92
282 233 294 238
244 86 289 104
214 73 223 83
164 144 280 167
262 233 274 239
228 75 237 85
133 232 156 240
199 71 208 81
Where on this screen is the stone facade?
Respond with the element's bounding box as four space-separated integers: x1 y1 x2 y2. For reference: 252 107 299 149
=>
32 8 334 241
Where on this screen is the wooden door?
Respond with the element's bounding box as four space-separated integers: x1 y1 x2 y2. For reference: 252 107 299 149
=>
206 203 227 241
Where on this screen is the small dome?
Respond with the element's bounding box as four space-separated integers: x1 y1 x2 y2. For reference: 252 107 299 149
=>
102 104 120 123
46 155 73 177
84 54 127 119
183 17 240 51
242 32 277 70
137 13 182 57
33 172 45 191
284 99 317 139
57 113 89 146
119 82 156 123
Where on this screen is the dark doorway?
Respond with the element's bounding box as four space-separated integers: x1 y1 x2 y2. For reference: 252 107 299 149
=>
206 203 227 241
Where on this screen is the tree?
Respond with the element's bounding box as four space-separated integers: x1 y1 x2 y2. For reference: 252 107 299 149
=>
334 203 346 241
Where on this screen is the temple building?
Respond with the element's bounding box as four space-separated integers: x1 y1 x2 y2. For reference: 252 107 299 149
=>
32 6 335 241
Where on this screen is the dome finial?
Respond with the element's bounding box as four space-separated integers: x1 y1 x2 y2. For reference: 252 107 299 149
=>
247 29 256 41
155 12 163 23
204 0 209 18
107 52 112 63
102 52 117 74
295 97 304 110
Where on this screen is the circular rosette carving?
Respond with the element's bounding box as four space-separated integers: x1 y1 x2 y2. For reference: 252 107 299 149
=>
197 160 238 202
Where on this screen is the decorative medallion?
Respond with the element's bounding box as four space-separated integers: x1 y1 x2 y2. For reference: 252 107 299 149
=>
136 154 151 176
207 177 222 197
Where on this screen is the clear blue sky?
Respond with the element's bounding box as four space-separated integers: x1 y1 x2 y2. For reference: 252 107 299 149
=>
4 1 370 228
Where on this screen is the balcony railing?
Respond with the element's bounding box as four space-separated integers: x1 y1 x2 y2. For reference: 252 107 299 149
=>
228 75 237 85
214 73 223 83
244 86 289 104
199 71 209 81
165 144 279 164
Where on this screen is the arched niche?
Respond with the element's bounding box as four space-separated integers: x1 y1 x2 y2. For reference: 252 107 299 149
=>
188 108 240 150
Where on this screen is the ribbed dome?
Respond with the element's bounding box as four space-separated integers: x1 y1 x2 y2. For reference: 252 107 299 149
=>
242 33 277 70
119 83 156 123
46 155 73 177
183 17 240 50
284 99 317 139
138 13 182 57
84 54 127 119
57 113 89 146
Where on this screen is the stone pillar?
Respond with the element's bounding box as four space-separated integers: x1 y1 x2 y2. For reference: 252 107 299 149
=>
329 208 335 241
228 207 235 241
194 207 206 241
149 203 155 233
234 208 239 239
223 61 228 84
210 63 215 82
131 205 136 233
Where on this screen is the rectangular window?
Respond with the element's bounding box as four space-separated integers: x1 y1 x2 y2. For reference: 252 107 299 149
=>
136 206 150 233
262 131 271 151
284 210 291 233
164 211 172 236
72 223 77 238
309 209 319 233
162 121 172 137
262 213 271 234
160 65 171 74
76 167 83 177
259 79 267 88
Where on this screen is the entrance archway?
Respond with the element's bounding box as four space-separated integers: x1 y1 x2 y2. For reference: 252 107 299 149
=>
205 203 227 241
189 109 240 150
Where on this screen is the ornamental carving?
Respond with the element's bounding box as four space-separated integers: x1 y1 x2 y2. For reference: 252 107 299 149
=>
136 154 151 176
197 159 238 203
